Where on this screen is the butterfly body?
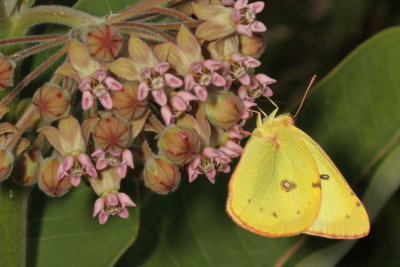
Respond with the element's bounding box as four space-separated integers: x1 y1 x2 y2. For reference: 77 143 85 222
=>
226 110 370 239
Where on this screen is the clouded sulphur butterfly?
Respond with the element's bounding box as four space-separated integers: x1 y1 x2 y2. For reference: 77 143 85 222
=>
226 108 370 239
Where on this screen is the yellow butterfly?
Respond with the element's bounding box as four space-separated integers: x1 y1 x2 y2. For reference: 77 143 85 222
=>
226 108 370 239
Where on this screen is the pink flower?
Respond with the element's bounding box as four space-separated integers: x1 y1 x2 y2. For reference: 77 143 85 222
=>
188 141 243 184
91 149 134 178
238 74 276 101
93 191 136 224
79 70 122 110
57 154 97 187
160 91 198 125
223 53 261 89
230 0 267 36
138 62 183 106
184 60 226 101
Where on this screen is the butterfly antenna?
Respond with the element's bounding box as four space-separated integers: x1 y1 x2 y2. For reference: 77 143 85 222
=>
293 75 317 119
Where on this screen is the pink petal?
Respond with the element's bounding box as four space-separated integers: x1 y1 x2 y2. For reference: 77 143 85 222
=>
62 155 74 172
118 208 129 219
154 62 170 74
249 2 265 13
161 105 173 125
250 21 267 33
203 147 220 158
122 149 134 169
118 192 136 207
82 91 94 110
221 0 235 7
116 164 128 178
87 167 98 178
231 53 247 63
211 72 226 87
184 75 195 91
225 140 243 155
170 95 187 111
245 57 261 68
164 73 183 88
203 60 222 72
77 153 93 167
236 24 252 36
99 93 113 109
106 192 119 206
98 212 109 224
96 159 108 170
93 70 107 82
205 170 216 184
70 176 81 187
194 85 208 101
138 82 150 101
263 87 273 97
230 10 242 23
238 73 251 86
188 166 199 183
190 62 203 73
93 198 105 217
256 73 276 86
57 162 66 181
79 78 92 92
177 91 197 102
221 164 231 173
238 86 248 99
91 149 105 158
105 77 123 91
152 90 167 106
235 0 248 9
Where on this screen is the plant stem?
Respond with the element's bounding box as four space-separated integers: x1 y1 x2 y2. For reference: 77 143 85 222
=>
0 181 32 267
9 5 104 37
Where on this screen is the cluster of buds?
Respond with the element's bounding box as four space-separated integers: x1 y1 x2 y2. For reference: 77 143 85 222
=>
0 0 275 224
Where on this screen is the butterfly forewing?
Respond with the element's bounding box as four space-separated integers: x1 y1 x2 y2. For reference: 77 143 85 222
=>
227 124 322 237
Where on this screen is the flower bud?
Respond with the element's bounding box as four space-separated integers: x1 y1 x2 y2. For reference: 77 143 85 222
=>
112 83 148 121
144 157 181 195
0 54 14 89
158 125 201 165
93 116 130 151
204 90 243 128
0 148 13 182
12 150 41 186
33 84 70 122
239 34 266 59
86 25 123 62
38 158 72 197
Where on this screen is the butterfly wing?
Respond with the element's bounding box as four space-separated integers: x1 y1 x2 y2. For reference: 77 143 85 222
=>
291 127 370 239
227 125 322 237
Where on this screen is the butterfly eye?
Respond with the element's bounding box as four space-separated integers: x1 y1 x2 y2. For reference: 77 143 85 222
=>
280 179 296 192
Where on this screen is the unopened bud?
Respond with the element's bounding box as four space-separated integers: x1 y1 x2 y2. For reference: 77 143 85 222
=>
93 116 130 151
0 54 14 89
12 150 41 186
205 91 243 128
239 34 266 59
158 125 201 165
86 25 123 62
0 148 13 182
144 157 181 195
33 84 70 122
38 158 72 197
112 83 148 121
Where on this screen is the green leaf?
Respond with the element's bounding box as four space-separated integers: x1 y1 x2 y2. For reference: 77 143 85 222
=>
73 0 141 16
28 182 139 267
295 144 400 267
119 27 400 266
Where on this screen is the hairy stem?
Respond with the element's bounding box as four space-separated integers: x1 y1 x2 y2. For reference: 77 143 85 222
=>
108 0 170 23
0 34 64 46
0 181 32 267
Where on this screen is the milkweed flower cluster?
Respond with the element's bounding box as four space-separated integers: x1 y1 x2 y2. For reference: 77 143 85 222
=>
0 0 274 224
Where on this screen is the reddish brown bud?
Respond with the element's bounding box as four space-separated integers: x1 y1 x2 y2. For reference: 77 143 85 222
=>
33 84 70 122
93 115 130 151
144 157 181 195
86 25 123 62
0 148 13 182
38 158 72 197
158 125 201 165
112 83 148 121
239 34 266 59
12 150 41 186
204 90 243 128
0 54 14 89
